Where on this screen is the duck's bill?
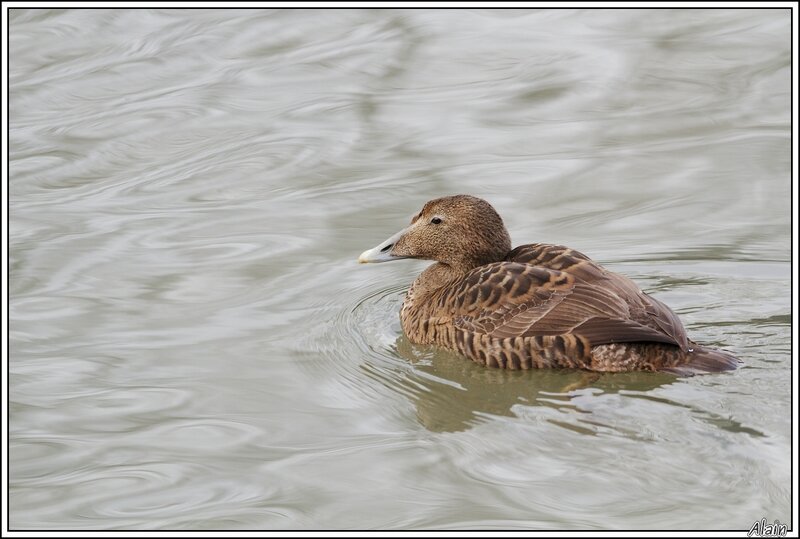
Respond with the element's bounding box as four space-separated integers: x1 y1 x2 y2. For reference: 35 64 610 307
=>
358 228 409 263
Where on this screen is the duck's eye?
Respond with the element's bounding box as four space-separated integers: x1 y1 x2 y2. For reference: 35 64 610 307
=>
430 217 442 225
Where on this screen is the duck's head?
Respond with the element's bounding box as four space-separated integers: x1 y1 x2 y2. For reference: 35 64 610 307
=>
358 195 512 272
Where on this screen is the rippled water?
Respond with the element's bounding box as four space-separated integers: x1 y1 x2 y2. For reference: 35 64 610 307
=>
8 8 792 531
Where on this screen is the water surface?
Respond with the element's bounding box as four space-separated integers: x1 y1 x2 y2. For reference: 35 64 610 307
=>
8 8 792 530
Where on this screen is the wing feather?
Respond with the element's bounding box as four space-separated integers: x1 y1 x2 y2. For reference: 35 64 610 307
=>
448 244 689 350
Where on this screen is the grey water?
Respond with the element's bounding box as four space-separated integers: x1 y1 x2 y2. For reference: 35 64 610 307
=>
8 8 791 530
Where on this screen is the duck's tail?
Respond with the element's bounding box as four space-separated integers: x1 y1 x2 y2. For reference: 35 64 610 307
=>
661 343 741 376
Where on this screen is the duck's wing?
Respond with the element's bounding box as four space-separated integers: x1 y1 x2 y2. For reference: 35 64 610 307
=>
449 257 689 351
506 243 688 348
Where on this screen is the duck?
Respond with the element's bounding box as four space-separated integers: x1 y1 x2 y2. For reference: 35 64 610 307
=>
358 194 740 374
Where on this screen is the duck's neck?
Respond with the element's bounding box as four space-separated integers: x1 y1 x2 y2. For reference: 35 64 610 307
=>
400 262 465 326
409 262 464 301
401 263 465 337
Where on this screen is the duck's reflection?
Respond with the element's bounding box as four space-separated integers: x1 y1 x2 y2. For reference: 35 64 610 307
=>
392 335 677 433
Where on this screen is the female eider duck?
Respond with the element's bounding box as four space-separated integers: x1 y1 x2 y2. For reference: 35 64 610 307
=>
359 195 740 374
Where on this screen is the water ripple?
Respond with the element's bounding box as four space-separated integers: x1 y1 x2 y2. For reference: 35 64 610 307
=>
9 8 790 530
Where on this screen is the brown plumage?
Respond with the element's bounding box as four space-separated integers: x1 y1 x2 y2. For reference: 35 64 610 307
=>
358 195 740 374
